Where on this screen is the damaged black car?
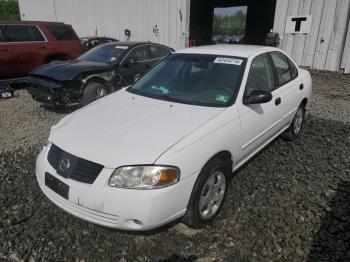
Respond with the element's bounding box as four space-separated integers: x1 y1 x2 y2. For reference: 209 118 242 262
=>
27 41 173 107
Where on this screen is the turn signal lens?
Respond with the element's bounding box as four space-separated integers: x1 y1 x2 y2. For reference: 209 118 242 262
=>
157 169 178 186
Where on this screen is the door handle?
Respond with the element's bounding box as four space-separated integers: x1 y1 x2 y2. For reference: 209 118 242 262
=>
275 97 281 106
299 83 304 90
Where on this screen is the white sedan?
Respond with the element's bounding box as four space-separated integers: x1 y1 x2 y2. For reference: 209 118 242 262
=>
36 45 312 230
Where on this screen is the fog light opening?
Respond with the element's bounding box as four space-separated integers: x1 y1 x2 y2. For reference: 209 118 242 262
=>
133 219 142 225
124 219 144 229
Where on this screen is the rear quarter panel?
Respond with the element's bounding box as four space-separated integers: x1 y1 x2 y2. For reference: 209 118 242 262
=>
39 24 83 61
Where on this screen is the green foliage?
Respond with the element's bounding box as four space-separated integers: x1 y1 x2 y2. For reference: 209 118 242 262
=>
0 0 20 21
213 11 246 36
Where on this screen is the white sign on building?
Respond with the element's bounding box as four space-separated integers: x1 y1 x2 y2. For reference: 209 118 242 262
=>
285 15 312 34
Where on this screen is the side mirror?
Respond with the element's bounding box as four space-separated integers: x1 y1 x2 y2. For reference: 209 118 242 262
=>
243 90 272 105
123 57 136 68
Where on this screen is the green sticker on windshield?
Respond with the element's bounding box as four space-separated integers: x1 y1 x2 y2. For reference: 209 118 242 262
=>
151 85 169 94
215 94 229 103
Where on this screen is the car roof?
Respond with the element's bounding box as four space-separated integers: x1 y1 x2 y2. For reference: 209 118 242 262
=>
102 41 172 49
0 21 69 26
176 45 280 58
80 36 116 40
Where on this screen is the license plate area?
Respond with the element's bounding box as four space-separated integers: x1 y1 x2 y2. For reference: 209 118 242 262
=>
45 172 69 199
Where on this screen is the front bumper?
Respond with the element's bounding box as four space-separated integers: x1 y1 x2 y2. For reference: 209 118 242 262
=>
27 77 81 106
36 145 197 230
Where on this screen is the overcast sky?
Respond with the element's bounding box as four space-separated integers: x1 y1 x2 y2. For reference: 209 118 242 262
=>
214 6 247 16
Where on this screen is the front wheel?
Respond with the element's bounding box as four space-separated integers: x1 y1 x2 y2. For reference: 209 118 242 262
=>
182 158 229 229
80 82 109 106
281 105 305 141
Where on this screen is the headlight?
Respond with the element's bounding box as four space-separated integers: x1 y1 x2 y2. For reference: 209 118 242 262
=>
109 166 180 189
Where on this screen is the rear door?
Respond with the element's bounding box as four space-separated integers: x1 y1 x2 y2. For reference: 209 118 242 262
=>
2 24 47 78
0 26 14 79
149 45 172 66
268 51 302 128
44 24 83 59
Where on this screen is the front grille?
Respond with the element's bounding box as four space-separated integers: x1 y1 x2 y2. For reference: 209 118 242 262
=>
48 144 103 184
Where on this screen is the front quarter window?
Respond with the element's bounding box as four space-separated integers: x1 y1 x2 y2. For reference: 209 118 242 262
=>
128 54 246 107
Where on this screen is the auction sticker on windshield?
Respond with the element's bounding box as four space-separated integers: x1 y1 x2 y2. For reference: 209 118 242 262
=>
214 57 243 65
115 46 129 49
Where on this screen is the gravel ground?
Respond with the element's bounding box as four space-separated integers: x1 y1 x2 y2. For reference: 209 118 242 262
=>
0 70 349 261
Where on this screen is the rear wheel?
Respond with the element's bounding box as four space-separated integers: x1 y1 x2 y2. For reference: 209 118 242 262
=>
182 158 229 229
281 105 305 141
80 82 109 106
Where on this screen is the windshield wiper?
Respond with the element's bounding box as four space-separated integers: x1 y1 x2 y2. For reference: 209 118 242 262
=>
159 93 185 103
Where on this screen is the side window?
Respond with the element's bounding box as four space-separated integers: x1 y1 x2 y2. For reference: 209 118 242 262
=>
0 27 4 42
289 58 298 79
47 25 78 41
127 46 151 62
30 26 45 41
150 45 171 59
90 39 100 48
270 52 296 86
245 54 274 97
100 38 114 44
2 25 44 42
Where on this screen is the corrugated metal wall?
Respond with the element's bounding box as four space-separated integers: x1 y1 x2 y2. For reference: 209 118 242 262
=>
18 0 190 51
17 0 350 72
273 0 350 73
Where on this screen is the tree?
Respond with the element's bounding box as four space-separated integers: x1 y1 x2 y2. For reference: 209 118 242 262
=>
0 0 20 21
213 11 247 36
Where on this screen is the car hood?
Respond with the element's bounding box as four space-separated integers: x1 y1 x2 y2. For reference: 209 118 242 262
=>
31 60 113 81
49 90 225 168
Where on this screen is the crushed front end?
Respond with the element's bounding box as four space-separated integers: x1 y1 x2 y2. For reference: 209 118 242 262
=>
27 75 83 107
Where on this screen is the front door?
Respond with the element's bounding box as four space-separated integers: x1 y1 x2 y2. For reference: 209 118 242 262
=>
120 45 152 85
1 25 47 78
0 26 13 79
237 53 282 161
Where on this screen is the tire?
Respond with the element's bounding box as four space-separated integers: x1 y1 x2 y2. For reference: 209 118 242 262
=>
281 104 306 141
80 82 109 106
182 158 229 229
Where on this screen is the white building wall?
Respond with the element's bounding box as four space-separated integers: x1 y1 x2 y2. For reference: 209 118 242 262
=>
274 0 350 73
19 0 57 21
18 0 350 73
18 0 190 51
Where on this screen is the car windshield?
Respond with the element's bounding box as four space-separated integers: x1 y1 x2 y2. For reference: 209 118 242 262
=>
79 44 128 63
128 53 246 107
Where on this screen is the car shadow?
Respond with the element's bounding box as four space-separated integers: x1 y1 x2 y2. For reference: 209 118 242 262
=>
307 181 350 261
95 218 182 236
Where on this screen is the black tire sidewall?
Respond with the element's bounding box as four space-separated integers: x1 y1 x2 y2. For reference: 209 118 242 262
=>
81 82 108 106
281 105 306 141
290 106 306 138
184 159 229 229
